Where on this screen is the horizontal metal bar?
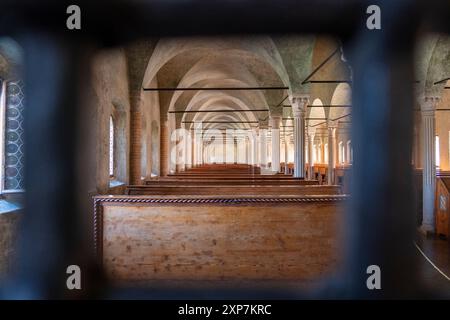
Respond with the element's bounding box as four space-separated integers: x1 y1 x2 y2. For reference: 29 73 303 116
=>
304 80 353 84
144 86 288 91
170 109 269 113
434 78 450 85
301 48 340 85
183 121 258 123
308 105 352 108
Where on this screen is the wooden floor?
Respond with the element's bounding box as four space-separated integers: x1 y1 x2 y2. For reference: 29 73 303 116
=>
416 233 450 297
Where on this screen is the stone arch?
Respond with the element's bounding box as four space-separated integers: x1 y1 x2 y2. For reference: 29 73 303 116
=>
308 98 326 128
330 83 352 123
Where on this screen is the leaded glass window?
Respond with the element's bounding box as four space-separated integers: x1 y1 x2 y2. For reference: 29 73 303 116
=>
4 80 25 190
109 116 114 177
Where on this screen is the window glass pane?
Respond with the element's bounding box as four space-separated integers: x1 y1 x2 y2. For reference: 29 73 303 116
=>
109 116 114 176
4 80 25 190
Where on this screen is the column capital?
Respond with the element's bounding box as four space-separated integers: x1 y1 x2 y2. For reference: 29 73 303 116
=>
307 127 316 137
270 116 281 129
290 95 309 118
259 119 269 130
420 96 440 114
327 120 338 132
160 113 169 123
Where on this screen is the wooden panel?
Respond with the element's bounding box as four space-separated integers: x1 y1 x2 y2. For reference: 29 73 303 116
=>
0 212 20 277
146 179 319 186
96 196 346 282
127 185 341 196
436 178 450 238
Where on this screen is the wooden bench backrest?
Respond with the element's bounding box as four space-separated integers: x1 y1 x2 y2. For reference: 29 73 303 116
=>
94 195 347 281
126 185 341 196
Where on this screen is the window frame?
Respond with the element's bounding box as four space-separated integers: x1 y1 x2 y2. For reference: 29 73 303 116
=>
0 79 25 195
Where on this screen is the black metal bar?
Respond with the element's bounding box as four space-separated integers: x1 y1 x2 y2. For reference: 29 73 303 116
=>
301 47 340 85
344 1 419 298
333 113 351 121
309 113 352 128
308 105 352 108
183 121 258 124
6 34 89 299
169 109 269 113
305 80 353 84
143 86 288 91
433 77 450 85
274 95 290 109
310 121 327 128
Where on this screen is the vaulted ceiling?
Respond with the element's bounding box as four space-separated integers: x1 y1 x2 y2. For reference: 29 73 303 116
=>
141 36 318 131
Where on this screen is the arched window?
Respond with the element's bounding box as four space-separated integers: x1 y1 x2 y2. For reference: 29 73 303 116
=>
435 135 440 168
339 141 345 164
109 116 114 177
324 143 329 163
347 140 352 164
2 80 25 191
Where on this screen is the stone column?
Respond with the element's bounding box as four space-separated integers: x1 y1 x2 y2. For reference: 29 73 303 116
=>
160 116 169 176
185 124 192 169
327 121 337 185
194 122 203 167
259 125 267 169
175 123 183 172
234 138 238 164
291 96 309 178
420 97 439 234
270 116 281 172
307 128 316 180
250 128 258 167
222 131 227 164
191 128 195 167
129 92 142 184
284 127 289 175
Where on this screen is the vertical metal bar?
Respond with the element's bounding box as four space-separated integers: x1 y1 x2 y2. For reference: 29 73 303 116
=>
343 0 420 298
5 34 85 299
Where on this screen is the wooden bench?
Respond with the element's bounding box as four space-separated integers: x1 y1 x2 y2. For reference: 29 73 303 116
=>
126 185 341 196
145 179 319 186
165 175 300 180
94 195 347 282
